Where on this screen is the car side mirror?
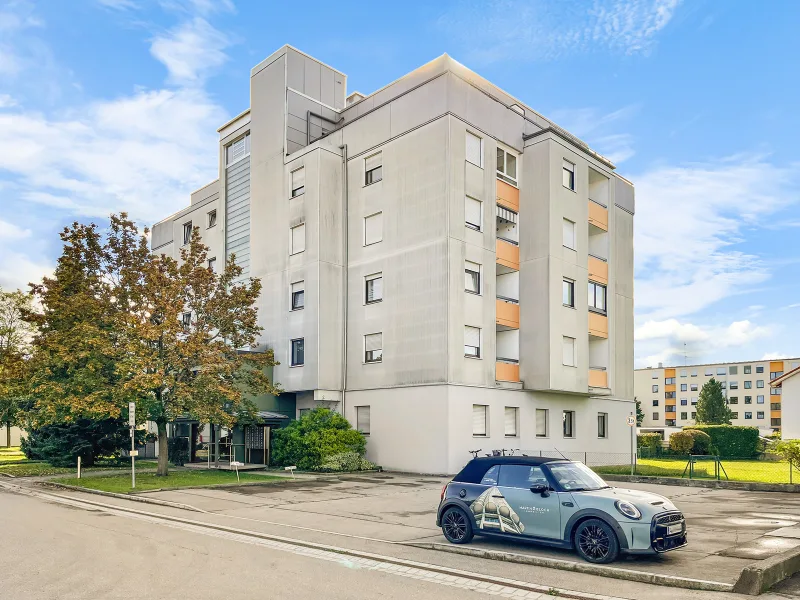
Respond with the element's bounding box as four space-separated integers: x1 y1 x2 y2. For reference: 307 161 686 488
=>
530 484 549 497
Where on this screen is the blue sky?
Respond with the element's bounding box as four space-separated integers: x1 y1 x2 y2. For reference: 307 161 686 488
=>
1 0 798 367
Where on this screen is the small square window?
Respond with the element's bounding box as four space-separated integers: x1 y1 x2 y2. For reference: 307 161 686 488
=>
744 365 752 374
504 407 518 437
729 366 738 375
225 133 250 165
465 261 481 295
680 412 687 420
680 369 687 377
364 332 383 363
563 278 575 308
536 409 549 438
757 380 764 388
356 406 370 435
730 381 739 389
652 384 659 393
496 148 517 185
652 399 659 407
680 384 687 391
562 336 575 367
563 410 575 438
562 218 576 250
597 412 608 438
744 381 752 389
365 152 382 185
717 367 726 375
364 212 383 246
691 412 697 419
290 223 306 255
588 281 607 313
207 257 216 272
691 369 697 377
183 221 192 245
562 159 575 191
465 326 481 358
652 412 659 421
291 281 304 310
291 167 305 197
690 384 698 391
757 411 764 419
465 196 482 231
291 338 304 366
207 210 217 228
731 412 739 419
757 395 765 404
472 404 488 436
680 398 688 405
466 132 483 167
744 396 752 404
365 273 382 304
756 366 764 373
652 371 659 379
705 368 713 376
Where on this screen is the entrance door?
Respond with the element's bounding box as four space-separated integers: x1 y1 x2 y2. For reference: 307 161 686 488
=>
496 464 562 540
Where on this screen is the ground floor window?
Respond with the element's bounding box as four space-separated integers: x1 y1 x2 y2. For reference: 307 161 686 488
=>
535 409 548 438
597 412 607 438
504 407 518 437
356 406 370 435
472 404 488 436
562 410 575 438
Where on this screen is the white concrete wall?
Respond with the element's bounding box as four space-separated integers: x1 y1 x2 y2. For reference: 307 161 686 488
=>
0 426 22 447
782 377 800 440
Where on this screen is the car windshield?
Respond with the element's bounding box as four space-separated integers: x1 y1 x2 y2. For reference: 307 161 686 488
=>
547 462 609 492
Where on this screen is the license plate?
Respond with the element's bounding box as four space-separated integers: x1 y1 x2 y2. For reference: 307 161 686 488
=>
667 524 682 535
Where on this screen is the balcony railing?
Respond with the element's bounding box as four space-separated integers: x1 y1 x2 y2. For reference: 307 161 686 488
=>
588 199 608 231
496 238 520 271
588 367 608 388
496 360 520 382
496 297 520 329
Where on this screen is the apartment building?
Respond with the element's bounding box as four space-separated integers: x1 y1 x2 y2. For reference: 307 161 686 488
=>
635 358 800 435
771 366 800 440
151 45 636 474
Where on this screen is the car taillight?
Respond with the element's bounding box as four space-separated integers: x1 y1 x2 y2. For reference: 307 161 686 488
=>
441 484 448 500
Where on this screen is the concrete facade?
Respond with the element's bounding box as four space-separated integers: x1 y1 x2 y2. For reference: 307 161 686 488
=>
0 425 22 447
151 46 636 474
636 358 800 435
771 366 800 440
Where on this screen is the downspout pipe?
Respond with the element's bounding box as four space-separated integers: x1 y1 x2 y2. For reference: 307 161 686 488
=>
339 144 349 417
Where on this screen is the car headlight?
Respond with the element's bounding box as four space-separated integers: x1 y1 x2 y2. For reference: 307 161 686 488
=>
615 500 642 520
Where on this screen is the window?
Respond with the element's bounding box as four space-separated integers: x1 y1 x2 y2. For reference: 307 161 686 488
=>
757 395 765 404
680 369 687 377
183 221 192 245
563 219 576 250
757 380 764 388
665 391 676 399
730 381 739 390
691 412 697 419
291 338 304 366
498 465 548 489
365 152 382 185
717 367 726 375
691 397 698 405
720 381 727 389
290 223 306 254
744 365 752 374
465 196 482 231
729 366 738 375
681 384 688 392
356 406 370 435
680 412 687 420
705 368 713 376
364 333 383 363
757 411 765 420
480 465 499 485
466 131 483 167
504 407 518 437
652 384 659 393
690 384 698 391
771 402 782 410
652 371 659 379
597 413 608 438
298 408 311 418
365 273 382 304
681 398 687 405
652 412 659 421
771 387 782 396
731 412 739 419
728 397 738 405
562 159 575 190
181 312 191 331
291 167 305 197
364 212 383 246
465 326 481 358
745 396 752 404
291 281 304 310
207 257 216 272
225 133 250 165
496 148 517 184
666 419 676 427
744 380 752 389
588 281 607 313
772 418 782 427
756 365 764 373
666 405 676 413
665 377 676 385
465 261 481 295
536 409 548 438
207 210 217 228
562 336 575 367
472 404 487 436
563 410 575 438
745 412 752 420
563 278 575 307
770 370 784 380
691 369 697 377
652 399 659 406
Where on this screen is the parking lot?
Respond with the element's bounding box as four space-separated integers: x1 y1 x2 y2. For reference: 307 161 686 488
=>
133 472 800 590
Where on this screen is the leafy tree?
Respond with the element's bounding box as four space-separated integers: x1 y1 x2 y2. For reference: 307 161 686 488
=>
21 418 140 467
272 408 367 471
695 378 733 425
635 397 644 427
773 440 800 470
0 288 36 447
24 214 280 477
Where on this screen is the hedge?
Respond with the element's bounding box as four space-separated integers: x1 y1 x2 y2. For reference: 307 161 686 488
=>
684 424 760 457
637 433 662 452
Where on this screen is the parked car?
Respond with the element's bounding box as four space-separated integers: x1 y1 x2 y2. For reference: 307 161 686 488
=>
436 456 686 563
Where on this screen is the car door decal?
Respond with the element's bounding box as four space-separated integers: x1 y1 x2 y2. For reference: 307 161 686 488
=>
471 487 525 534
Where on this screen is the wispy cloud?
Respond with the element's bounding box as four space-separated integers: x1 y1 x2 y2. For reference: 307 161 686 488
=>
150 17 230 85
439 0 681 64
761 352 790 361
548 105 639 164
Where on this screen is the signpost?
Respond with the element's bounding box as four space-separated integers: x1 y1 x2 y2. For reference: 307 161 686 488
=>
627 413 636 475
129 402 136 489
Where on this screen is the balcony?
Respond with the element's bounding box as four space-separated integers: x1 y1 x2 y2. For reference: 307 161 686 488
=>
588 255 608 285
589 367 608 389
496 238 519 272
588 311 608 339
496 178 519 212
496 297 519 330
588 200 608 232
496 360 520 383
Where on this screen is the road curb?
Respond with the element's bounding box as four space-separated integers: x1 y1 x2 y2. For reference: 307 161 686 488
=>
40 481 206 512
408 542 734 593
733 545 800 595
602 474 800 493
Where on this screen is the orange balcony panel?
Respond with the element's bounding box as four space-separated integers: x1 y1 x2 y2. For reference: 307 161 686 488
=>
665 368 676 377
496 362 520 382
496 299 520 329
771 410 782 419
665 384 676 392
589 311 608 339
496 239 520 271
589 369 608 388
496 179 519 212
588 200 608 231
588 256 608 285
771 361 785 373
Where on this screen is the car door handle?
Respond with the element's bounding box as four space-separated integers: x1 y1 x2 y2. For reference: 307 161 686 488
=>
561 502 574 507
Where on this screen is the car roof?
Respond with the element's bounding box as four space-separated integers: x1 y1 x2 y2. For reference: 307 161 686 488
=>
453 456 570 483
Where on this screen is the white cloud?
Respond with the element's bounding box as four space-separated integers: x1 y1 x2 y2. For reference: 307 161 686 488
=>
95 0 140 10
0 219 31 241
439 0 681 64
150 17 230 85
548 105 638 164
634 155 800 321
761 352 789 361
0 94 17 108
783 303 800 310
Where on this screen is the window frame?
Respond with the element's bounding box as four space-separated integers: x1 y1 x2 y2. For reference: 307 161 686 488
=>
291 281 305 311
290 338 304 367
562 410 576 439
207 257 216 272
356 406 371 435
535 408 549 438
562 218 576 250
465 261 481 295
562 159 576 191
363 212 383 246
562 336 576 367
365 272 383 305
588 281 607 314
290 223 306 255
563 278 575 308
465 195 482 231
364 152 382 186
291 167 305 198
182 221 192 246
181 311 191 332
472 404 488 437
466 131 483 168
364 332 383 364
464 326 481 359
597 412 608 439
225 133 251 166
504 406 519 437
496 147 518 186
207 210 217 228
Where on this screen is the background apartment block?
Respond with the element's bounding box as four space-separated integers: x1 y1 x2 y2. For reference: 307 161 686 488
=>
636 358 800 435
152 45 636 473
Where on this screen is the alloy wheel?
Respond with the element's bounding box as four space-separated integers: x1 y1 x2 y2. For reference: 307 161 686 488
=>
578 524 610 561
443 509 468 542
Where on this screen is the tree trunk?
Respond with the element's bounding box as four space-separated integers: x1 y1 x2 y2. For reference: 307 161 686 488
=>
5 422 9 448
157 421 169 476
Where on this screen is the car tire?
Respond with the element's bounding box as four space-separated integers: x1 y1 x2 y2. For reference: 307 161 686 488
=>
573 518 620 564
441 506 474 544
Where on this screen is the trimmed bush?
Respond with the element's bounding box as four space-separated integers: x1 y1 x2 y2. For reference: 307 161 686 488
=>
684 425 760 458
669 431 695 454
637 433 663 452
683 429 712 454
319 452 377 472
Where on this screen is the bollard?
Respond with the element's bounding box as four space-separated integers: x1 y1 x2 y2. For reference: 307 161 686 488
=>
77 456 81 479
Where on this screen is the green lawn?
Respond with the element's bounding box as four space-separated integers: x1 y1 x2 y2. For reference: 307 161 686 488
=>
0 447 26 464
594 458 800 484
59 469 285 493
0 459 158 478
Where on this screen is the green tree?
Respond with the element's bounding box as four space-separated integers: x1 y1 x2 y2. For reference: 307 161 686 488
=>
0 288 36 447
635 397 645 427
695 378 733 425
21 418 140 467
773 440 800 470
24 214 280 477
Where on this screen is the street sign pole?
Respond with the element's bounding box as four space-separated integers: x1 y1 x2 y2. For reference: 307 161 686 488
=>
129 402 136 489
627 413 636 476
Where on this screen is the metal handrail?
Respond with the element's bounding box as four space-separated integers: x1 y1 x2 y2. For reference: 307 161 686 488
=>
496 295 519 304
588 253 608 262
497 236 519 246
589 366 607 371
589 197 608 208
497 357 519 364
